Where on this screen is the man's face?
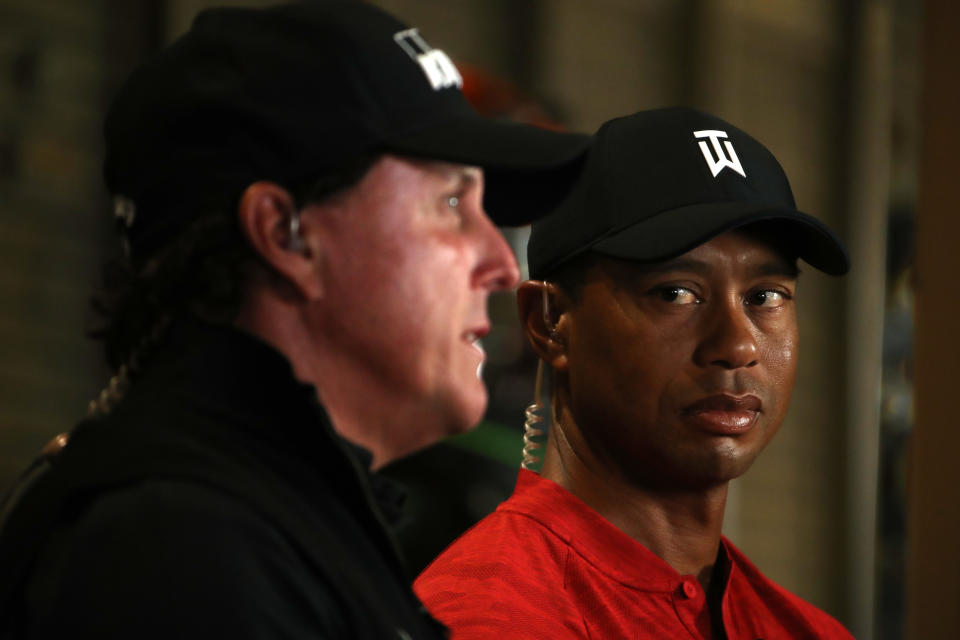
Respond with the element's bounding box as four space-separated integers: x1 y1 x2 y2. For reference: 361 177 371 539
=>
306 155 519 460
558 230 799 490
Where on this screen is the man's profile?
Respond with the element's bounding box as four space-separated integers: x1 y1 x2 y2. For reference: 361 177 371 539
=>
415 107 854 639
0 2 588 638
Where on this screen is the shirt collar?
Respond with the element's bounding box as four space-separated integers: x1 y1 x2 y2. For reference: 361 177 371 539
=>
503 469 733 592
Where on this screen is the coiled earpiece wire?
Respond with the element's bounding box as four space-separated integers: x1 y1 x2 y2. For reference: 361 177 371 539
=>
521 284 551 470
521 359 546 470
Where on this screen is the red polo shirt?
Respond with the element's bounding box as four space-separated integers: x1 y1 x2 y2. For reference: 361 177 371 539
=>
415 470 853 639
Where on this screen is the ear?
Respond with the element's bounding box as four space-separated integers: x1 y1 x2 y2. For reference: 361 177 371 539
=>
516 280 569 372
237 181 323 301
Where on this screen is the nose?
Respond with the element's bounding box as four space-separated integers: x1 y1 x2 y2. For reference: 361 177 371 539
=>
693 297 759 369
472 213 521 292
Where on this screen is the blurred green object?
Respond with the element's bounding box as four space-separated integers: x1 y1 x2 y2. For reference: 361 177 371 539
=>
380 420 522 578
445 420 521 467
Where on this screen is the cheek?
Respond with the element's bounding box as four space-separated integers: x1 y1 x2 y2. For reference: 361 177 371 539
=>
761 324 799 412
376 240 480 362
566 317 671 418
399 240 476 318
337 224 466 299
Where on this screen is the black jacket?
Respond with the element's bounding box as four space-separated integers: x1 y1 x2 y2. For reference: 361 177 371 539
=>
0 319 447 639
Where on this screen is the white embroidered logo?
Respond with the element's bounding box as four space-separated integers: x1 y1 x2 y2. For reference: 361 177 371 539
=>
394 28 463 90
693 129 746 178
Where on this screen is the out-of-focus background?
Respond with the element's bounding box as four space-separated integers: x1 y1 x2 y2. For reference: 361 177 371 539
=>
1 1 957 638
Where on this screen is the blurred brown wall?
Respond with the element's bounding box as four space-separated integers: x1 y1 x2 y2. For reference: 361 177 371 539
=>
906 0 960 637
0 0 111 485
0 0 162 485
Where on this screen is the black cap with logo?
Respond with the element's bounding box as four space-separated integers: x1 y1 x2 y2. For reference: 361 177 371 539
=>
527 107 849 279
104 0 589 264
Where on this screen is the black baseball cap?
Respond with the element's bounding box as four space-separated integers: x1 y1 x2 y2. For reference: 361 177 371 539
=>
104 0 589 264
528 107 849 279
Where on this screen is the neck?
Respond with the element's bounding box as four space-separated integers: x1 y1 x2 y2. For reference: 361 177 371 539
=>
234 285 416 470
541 415 728 589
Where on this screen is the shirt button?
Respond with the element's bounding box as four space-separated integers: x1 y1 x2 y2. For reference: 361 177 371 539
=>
681 580 698 598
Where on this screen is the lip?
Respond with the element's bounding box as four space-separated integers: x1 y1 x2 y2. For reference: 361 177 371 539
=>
464 327 489 380
683 394 762 435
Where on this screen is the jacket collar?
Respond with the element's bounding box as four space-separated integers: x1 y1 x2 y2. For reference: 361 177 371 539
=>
128 315 407 523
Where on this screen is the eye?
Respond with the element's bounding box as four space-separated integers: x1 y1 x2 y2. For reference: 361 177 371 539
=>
656 286 700 305
747 289 790 308
438 192 465 225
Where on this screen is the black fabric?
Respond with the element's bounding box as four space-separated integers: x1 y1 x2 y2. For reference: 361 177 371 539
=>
104 0 589 265
0 318 447 639
527 107 849 279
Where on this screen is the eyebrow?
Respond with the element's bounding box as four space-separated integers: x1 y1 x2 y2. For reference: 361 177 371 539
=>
419 159 481 186
449 167 480 190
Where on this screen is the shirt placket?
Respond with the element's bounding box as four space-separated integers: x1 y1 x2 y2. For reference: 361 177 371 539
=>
672 576 713 639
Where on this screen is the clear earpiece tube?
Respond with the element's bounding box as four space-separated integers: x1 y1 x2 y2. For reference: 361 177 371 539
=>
521 284 552 470
521 358 546 470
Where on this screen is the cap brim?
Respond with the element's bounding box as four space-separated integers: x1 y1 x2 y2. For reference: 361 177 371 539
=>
590 202 850 275
385 115 589 226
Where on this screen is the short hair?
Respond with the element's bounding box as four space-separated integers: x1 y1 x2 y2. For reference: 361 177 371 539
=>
541 252 600 304
92 154 379 371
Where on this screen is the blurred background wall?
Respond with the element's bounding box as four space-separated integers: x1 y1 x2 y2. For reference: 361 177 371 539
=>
1 1 952 638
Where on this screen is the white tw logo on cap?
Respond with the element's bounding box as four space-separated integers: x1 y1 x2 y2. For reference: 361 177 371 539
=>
394 28 462 91
693 129 746 178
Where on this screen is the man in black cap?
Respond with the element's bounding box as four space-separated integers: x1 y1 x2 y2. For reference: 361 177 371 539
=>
416 107 854 639
0 2 587 638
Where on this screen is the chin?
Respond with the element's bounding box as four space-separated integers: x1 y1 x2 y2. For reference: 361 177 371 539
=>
444 387 488 436
646 449 759 491
701 453 759 485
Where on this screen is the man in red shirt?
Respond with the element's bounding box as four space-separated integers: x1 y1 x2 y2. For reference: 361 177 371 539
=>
415 107 855 639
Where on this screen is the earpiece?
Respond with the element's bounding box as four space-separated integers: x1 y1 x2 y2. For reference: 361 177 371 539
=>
287 210 305 252
541 282 556 336
521 281 556 471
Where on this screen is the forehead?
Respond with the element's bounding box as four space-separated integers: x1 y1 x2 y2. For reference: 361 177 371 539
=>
366 155 481 189
595 229 800 281
323 154 482 226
